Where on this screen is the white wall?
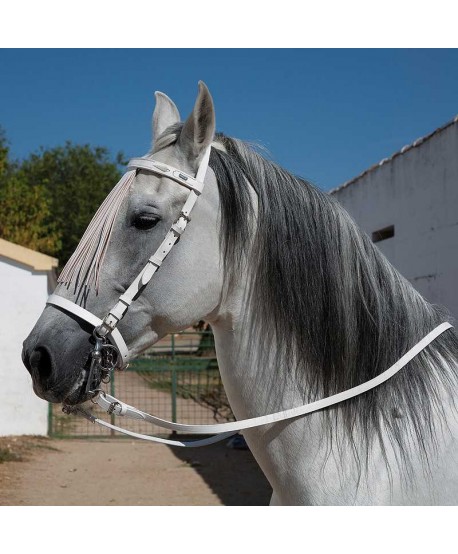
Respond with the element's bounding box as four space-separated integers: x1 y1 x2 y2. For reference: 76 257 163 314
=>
331 122 458 320
0 256 49 435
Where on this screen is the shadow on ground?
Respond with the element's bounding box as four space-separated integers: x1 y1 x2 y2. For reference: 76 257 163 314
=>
168 435 272 505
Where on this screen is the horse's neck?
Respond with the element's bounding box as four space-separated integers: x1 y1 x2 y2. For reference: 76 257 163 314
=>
211 318 301 419
211 301 458 505
211 306 346 502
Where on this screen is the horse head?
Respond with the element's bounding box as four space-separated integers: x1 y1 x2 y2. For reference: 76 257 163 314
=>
22 82 225 405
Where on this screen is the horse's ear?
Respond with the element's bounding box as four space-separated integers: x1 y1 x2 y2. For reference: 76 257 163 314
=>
152 92 181 144
179 81 215 169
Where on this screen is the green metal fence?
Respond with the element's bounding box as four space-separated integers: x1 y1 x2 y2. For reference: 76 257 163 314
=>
49 330 234 438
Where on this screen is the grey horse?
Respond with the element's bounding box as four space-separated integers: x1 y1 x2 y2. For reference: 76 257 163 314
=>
23 83 458 505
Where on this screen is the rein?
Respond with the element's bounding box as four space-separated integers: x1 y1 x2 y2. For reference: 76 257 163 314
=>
66 322 452 447
47 147 454 448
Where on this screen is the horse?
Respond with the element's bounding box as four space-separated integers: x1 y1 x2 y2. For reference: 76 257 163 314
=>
22 82 458 505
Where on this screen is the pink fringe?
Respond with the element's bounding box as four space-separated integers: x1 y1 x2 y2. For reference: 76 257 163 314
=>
58 170 136 293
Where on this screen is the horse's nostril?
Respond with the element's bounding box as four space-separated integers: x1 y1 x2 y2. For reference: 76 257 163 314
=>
29 346 53 381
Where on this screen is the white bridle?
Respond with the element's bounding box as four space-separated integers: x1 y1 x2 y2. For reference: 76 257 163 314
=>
48 146 212 366
46 147 454 447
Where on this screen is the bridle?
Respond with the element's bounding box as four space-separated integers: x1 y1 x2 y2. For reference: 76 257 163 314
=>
48 146 212 368
46 146 454 447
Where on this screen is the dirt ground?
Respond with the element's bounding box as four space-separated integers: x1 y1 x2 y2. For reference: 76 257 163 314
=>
0 435 272 506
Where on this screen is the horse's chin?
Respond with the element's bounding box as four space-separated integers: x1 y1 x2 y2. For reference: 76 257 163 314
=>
63 386 94 406
62 368 102 406
32 366 98 406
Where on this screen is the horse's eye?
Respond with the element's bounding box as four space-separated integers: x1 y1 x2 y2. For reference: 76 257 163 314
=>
133 215 160 231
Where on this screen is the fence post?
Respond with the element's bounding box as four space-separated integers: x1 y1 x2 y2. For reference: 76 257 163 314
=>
48 402 53 436
171 333 177 428
110 367 116 436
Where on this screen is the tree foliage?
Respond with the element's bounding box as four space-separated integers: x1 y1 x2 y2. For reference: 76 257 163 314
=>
0 128 9 177
0 128 61 255
0 129 122 266
0 175 61 255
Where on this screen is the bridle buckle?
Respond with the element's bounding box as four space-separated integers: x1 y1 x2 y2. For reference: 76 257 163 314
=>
107 401 122 415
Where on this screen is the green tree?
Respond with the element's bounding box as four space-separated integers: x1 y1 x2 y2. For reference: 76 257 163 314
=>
0 128 61 256
0 127 8 177
18 142 122 266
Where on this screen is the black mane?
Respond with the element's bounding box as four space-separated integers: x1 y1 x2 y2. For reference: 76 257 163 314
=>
156 125 458 477
209 132 458 476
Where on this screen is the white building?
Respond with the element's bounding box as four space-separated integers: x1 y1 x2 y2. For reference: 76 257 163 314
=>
330 116 458 320
0 238 57 436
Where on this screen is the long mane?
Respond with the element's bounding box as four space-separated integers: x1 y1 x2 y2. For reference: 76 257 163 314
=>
158 126 458 476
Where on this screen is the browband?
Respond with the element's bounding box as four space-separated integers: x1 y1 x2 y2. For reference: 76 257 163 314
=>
127 158 204 195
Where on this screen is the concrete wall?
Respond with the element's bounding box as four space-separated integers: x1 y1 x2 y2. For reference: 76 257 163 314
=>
0 256 49 436
331 121 458 320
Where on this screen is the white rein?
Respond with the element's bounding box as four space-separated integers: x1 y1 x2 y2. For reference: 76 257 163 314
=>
77 322 452 447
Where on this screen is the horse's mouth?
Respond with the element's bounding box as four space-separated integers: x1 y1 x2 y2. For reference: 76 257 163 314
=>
63 340 122 405
62 364 103 406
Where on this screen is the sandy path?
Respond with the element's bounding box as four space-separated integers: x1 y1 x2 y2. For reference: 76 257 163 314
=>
0 436 272 506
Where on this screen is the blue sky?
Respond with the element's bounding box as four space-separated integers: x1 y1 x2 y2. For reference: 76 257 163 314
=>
0 49 457 190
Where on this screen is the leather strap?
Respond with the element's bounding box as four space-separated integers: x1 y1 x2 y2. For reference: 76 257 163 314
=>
97 148 210 338
46 294 130 364
127 158 204 195
89 322 453 447
90 418 236 447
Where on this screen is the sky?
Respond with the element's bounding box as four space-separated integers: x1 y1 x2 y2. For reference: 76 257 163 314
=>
0 48 457 191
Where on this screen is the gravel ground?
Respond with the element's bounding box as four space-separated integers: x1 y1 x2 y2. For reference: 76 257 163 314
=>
0 435 272 506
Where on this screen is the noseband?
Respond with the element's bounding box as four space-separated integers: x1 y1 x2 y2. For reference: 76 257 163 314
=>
46 147 454 447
